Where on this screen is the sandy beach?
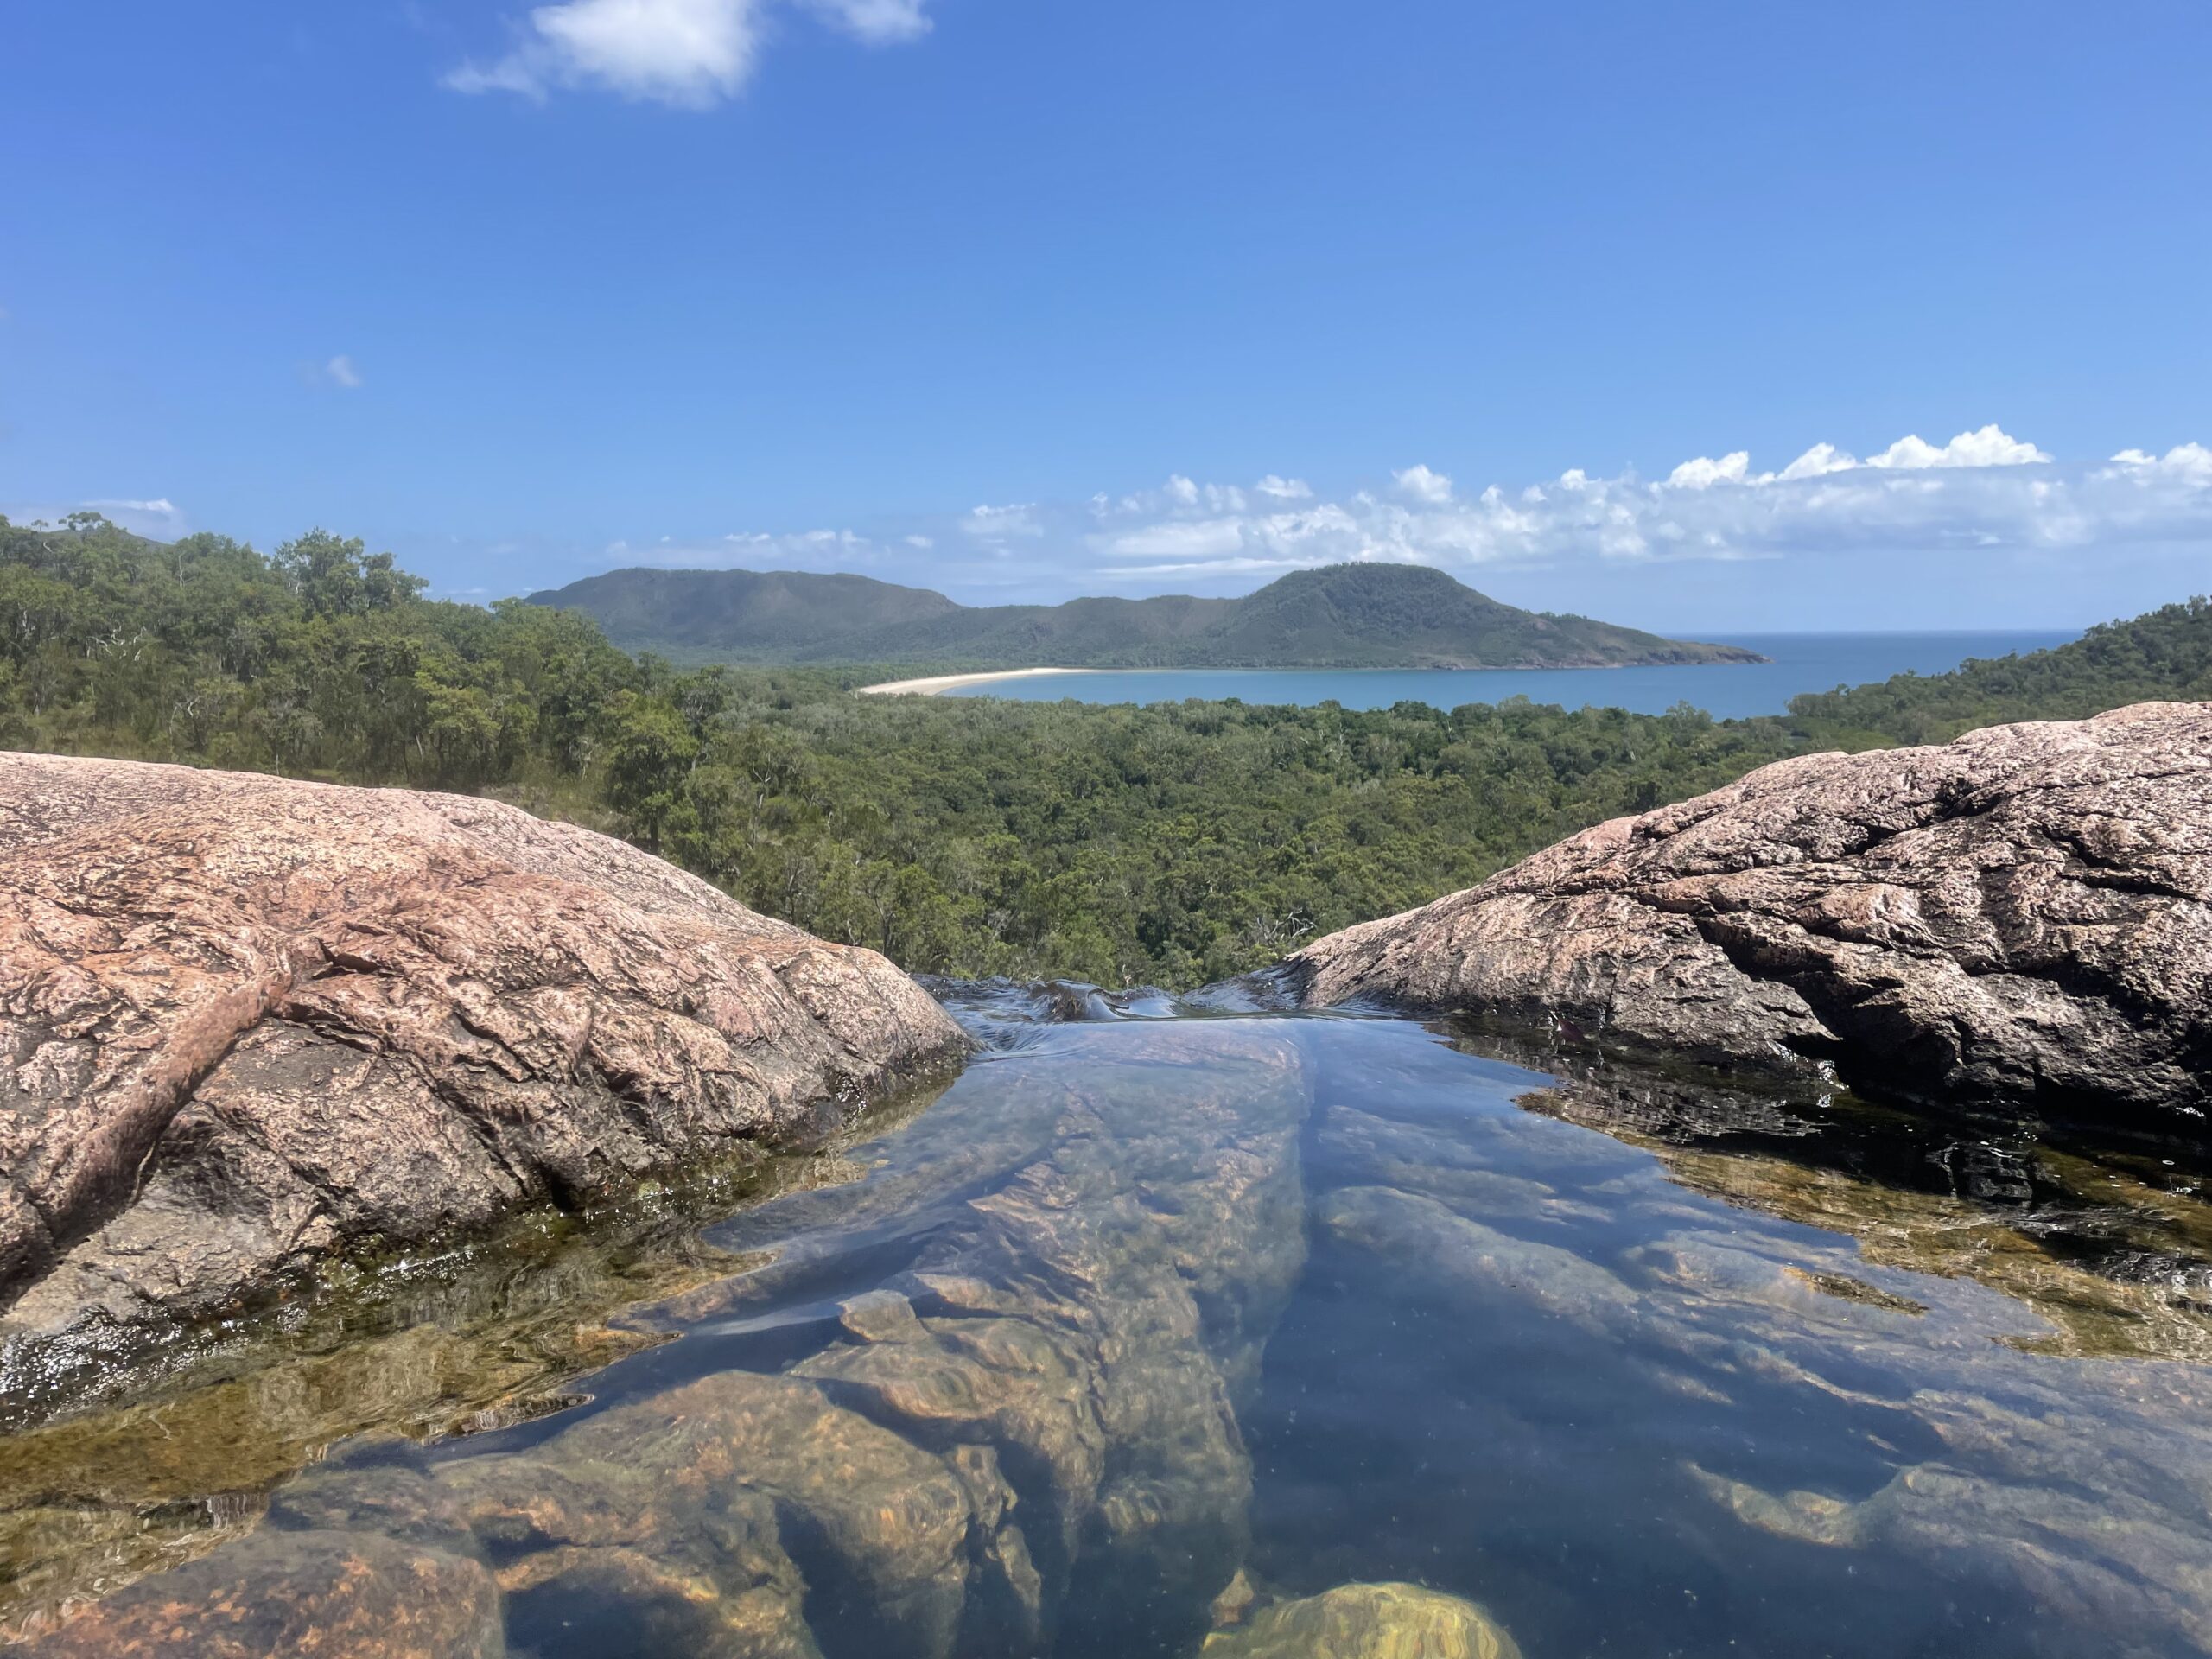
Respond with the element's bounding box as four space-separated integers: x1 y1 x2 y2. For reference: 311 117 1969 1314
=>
856 667 1092 696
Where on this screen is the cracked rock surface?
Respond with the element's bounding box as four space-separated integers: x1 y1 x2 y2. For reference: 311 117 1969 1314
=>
1287 702 2212 1122
0 753 966 1354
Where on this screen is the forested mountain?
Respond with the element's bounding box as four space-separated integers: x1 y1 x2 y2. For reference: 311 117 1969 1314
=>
532 567 963 659
4 512 2205 988
528 561 1766 669
1784 598 2212 742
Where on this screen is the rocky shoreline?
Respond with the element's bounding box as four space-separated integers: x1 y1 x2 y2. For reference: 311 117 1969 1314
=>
1285 702 2212 1130
8 702 2209 1380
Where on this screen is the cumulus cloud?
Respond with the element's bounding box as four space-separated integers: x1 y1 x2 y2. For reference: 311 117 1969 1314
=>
1666 452 1752 490
2109 442 2212 485
1393 463 1454 505
575 426 2211 598
1665 426 2050 492
325 354 363 389
1779 442 1854 481
1071 427 2209 582
446 0 930 106
1866 424 2050 469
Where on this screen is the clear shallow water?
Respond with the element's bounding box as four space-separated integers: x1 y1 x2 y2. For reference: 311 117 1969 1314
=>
941 631 2078 717
7 995 2212 1656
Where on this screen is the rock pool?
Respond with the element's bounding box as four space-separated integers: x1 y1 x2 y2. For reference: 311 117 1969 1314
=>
5 994 2212 1656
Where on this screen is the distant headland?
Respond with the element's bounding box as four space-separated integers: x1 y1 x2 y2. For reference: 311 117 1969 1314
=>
527 561 1769 671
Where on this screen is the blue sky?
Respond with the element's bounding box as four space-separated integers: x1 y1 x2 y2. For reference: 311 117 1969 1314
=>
3 1 2207 630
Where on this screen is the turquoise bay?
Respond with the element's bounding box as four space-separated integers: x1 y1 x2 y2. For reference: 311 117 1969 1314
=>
942 630 2077 718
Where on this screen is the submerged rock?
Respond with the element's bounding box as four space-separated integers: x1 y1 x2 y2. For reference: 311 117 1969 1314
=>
6 1020 1313 1656
22 1528 505 1658
1287 702 2212 1125
1199 1581 1522 1659
1305 1059 2212 1658
0 753 965 1370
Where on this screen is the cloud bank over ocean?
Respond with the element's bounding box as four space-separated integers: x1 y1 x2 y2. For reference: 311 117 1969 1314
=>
15 427 2207 626
594 427 2212 593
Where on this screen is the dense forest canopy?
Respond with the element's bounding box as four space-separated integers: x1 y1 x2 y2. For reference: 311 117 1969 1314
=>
5 512 2206 987
527 560 1763 670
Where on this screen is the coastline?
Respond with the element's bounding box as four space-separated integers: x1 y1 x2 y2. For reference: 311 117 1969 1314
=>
857 667 1097 696
843 632 2069 715
855 659 1759 696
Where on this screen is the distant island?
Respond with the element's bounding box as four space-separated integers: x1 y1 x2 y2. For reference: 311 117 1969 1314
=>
526 562 1768 671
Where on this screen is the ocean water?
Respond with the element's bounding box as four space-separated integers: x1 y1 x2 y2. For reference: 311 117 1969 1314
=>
939 630 2078 718
11 988 2212 1656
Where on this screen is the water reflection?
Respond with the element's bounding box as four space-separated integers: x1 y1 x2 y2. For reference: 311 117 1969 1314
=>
6 1003 2212 1656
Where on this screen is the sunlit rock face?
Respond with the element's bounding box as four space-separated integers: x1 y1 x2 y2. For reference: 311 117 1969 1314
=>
0 753 966 1372
1288 702 2212 1126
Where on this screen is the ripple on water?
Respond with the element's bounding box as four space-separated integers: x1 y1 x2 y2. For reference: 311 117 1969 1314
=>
5 1003 2212 1657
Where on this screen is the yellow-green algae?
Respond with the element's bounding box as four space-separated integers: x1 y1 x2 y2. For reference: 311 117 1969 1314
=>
1202 1582 1522 1659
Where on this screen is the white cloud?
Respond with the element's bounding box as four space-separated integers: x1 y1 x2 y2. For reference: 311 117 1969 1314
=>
1096 475 1251 518
1665 427 2050 493
1065 426 2209 582
652 525 898 568
1393 463 1453 505
1106 519 1247 561
1 497 189 538
1097 556 1313 578
448 0 760 104
962 502 1043 539
298 355 364 391
2109 442 2212 485
1666 451 1752 490
1865 423 2050 470
809 0 930 43
567 425 2210 597
447 0 930 107
1779 442 1855 481
1255 474 1313 500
